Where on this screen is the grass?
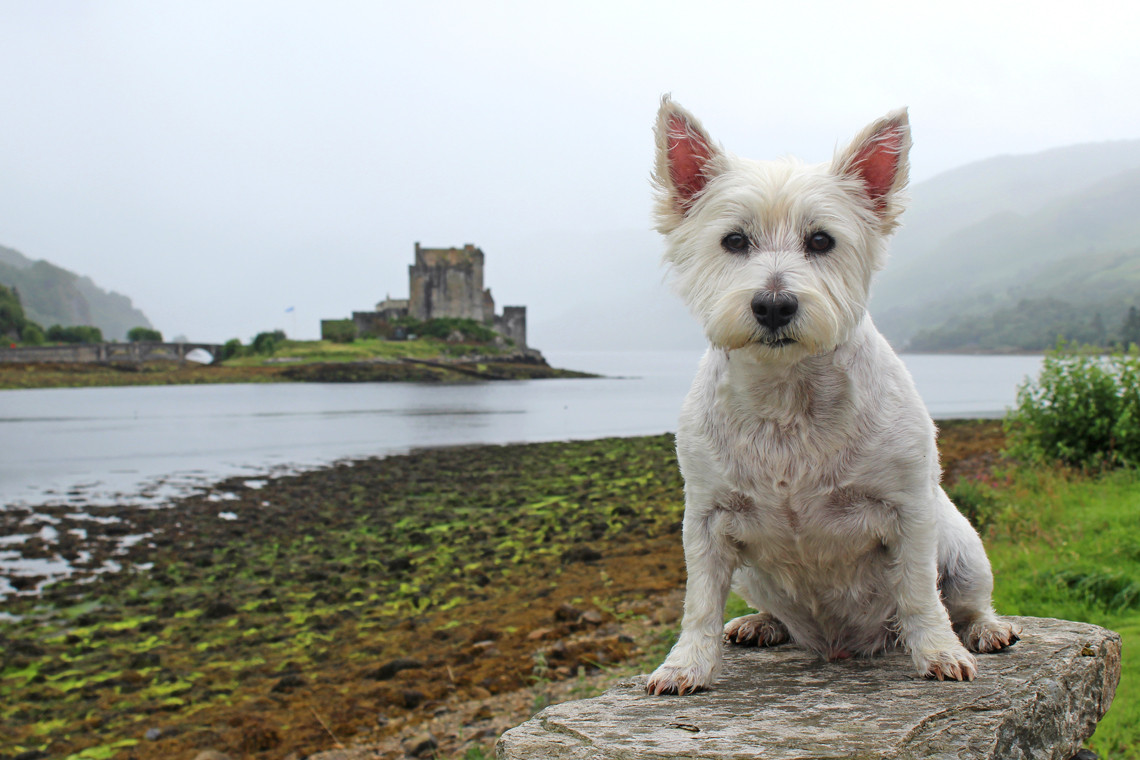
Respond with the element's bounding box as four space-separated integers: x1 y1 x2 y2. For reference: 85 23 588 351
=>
222 337 507 366
981 465 1140 758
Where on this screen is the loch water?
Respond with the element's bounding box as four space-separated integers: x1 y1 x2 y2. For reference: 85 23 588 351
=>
0 350 1043 509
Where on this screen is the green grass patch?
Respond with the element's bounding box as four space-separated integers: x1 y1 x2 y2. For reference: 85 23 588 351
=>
983 466 1140 758
220 337 508 366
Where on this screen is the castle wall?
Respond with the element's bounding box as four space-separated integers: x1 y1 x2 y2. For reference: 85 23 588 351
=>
495 306 527 348
482 289 495 327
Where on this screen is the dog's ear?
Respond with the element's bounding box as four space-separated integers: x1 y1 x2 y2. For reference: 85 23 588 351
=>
832 108 911 233
653 96 724 232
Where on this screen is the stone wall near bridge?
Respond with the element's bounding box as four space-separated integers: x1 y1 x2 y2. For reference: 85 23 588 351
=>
0 342 223 364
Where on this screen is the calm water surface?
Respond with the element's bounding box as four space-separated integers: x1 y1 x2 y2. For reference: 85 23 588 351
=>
0 350 1042 508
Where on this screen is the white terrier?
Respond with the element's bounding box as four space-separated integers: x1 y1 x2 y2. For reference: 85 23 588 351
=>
646 97 1019 695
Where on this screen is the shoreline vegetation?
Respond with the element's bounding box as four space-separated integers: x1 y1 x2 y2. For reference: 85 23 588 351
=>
0 337 596 391
13 420 1139 760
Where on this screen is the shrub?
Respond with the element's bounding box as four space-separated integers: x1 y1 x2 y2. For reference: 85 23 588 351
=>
417 317 497 343
127 326 163 342
0 284 25 339
321 319 357 343
220 338 245 360
46 324 103 344
20 321 45 345
251 330 287 356
1005 342 1140 468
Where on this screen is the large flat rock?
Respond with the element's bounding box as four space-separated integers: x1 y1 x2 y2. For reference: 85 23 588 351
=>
497 617 1119 760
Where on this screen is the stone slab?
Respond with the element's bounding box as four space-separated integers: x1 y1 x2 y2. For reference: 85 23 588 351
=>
497 617 1120 760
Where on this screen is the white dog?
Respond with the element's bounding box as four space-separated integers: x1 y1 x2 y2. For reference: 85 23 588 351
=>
646 97 1019 695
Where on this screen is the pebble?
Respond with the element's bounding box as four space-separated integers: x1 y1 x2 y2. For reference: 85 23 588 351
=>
554 602 581 622
579 609 603 626
370 656 425 680
191 752 233 760
404 732 438 757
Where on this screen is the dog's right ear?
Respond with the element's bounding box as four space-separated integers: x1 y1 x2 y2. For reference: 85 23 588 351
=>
653 96 724 232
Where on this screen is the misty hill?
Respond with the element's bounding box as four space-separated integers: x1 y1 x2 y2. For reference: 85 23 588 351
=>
873 139 1140 350
0 244 152 341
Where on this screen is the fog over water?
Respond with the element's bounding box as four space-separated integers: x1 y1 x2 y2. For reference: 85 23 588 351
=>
0 2 1136 348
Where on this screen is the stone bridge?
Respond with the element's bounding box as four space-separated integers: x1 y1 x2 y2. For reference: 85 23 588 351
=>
0 342 226 365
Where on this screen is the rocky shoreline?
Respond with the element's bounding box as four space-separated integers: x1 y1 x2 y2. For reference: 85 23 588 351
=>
0 422 1004 760
0 353 596 390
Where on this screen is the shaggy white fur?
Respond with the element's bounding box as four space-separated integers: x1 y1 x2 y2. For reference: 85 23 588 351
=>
646 97 1019 696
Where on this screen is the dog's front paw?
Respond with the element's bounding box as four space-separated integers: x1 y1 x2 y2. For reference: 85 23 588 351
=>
914 645 978 681
724 613 790 647
959 616 1021 653
646 663 714 695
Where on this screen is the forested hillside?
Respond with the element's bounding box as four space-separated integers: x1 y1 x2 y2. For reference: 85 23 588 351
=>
873 140 1140 352
0 244 152 341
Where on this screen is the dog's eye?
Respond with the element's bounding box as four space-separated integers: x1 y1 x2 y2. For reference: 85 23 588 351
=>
805 231 836 254
721 232 749 253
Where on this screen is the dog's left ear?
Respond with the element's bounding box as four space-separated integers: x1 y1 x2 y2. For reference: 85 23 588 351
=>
832 108 911 233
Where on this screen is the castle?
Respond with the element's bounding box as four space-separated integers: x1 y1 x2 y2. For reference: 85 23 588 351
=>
326 243 526 347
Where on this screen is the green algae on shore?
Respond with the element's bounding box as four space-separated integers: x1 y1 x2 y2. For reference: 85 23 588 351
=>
0 435 687 759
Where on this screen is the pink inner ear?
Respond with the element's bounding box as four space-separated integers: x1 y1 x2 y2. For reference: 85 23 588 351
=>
667 115 712 206
853 130 902 208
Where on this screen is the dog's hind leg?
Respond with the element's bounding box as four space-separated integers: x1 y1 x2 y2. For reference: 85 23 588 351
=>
724 612 790 647
723 569 790 646
937 489 1021 653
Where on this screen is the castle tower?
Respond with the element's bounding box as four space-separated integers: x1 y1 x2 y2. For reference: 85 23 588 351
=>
408 243 487 322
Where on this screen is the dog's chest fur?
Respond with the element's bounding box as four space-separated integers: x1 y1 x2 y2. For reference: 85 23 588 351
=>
678 331 913 592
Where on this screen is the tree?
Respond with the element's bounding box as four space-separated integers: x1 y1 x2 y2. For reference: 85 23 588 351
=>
1121 306 1140 349
0 284 25 340
127 326 163 342
46 324 103 343
20 322 45 345
251 330 287 356
220 338 245 361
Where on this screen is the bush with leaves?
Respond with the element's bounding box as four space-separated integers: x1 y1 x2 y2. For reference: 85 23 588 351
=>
219 338 242 360
46 324 103 344
127 326 163 342
1005 342 1140 468
0 284 26 339
20 321 45 345
385 316 498 343
321 319 357 343
251 330 287 356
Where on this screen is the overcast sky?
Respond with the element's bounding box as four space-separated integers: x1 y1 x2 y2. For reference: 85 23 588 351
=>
1 1 1138 348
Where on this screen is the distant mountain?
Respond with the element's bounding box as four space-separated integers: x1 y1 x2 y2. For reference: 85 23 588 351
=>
872 139 1140 350
0 244 152 340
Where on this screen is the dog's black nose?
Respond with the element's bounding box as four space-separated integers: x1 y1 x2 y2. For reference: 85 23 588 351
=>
751 292 798 330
